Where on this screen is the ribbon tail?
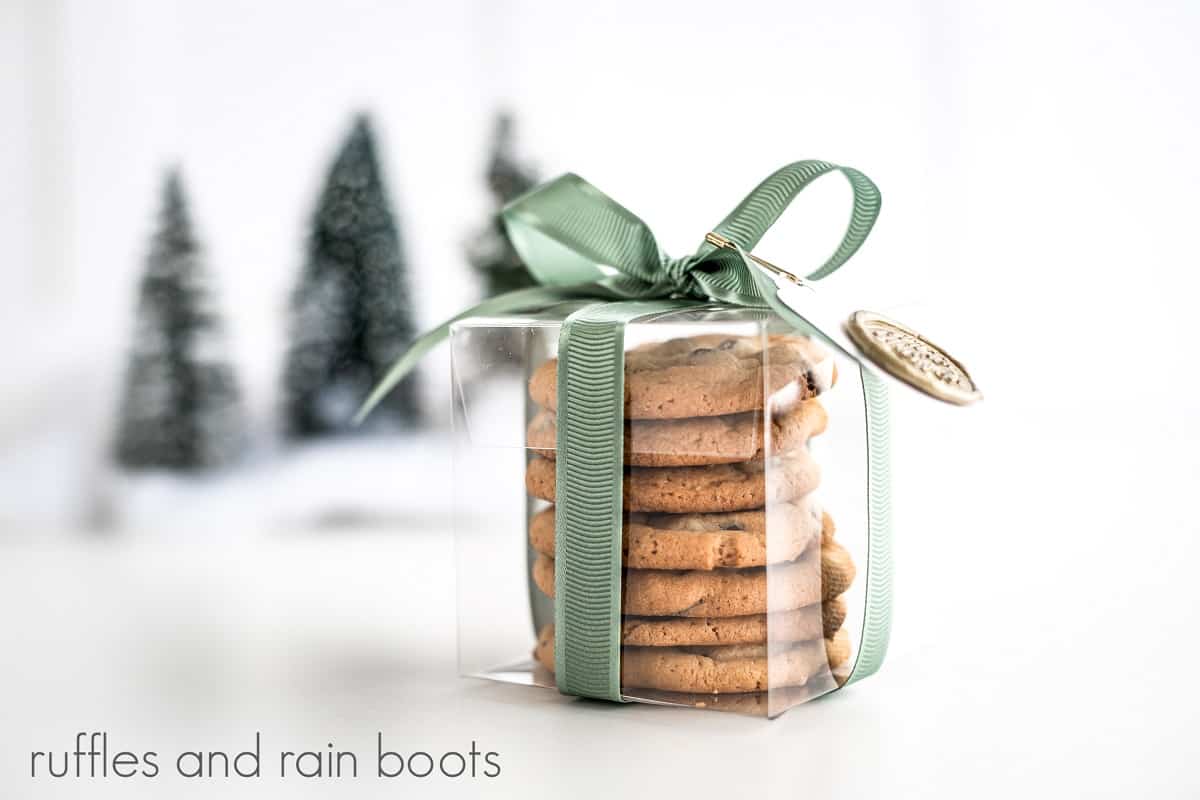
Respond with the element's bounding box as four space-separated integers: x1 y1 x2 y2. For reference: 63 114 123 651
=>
735 246 860 363
354 285 591 424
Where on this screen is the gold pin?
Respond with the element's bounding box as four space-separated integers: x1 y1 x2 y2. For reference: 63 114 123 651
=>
705 232 981 406
704 232 807 287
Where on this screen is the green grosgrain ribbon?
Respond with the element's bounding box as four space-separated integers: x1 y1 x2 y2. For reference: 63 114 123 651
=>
358 161 893 702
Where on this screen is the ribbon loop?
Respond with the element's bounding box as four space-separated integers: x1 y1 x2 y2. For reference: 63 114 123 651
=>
704 161 882 281
504 174 666 287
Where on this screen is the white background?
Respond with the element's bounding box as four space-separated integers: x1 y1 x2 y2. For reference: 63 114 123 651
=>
2 0 1199 797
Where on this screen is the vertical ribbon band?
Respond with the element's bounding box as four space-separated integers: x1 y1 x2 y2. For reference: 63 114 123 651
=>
844 368 892 686
553 300 694 700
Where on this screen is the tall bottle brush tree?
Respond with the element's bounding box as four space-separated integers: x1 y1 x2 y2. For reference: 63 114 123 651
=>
282 115 421 437
113 170 246 470
466 113 540 297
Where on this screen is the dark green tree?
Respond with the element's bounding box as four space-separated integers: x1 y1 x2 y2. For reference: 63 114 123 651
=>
113 169 245 470
282 114 421 437
466 112 540 297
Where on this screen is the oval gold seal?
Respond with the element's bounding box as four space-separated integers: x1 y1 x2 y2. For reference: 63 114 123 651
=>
844 311 981 405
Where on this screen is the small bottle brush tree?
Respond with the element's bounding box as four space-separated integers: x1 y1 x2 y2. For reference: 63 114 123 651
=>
465 112 540 298
113 170 246 470
282 115 422 437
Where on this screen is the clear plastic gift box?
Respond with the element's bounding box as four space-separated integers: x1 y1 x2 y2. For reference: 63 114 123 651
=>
451 303 883 718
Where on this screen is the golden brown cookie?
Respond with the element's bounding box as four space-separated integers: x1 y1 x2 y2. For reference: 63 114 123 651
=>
525 449 820 514
529 334 836 419
821 540 856 599
621 598 845 646
526 399 828 467
824 595 847 638
821 509 836 546
532 541 854 617
529 502 827 570
534 625 851 693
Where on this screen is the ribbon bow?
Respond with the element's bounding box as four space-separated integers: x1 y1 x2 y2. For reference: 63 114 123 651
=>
357 160 881 418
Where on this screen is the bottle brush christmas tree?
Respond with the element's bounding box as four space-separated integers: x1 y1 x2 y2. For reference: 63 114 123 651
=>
282 114 421 437
113 170 246 470
466 112 540 297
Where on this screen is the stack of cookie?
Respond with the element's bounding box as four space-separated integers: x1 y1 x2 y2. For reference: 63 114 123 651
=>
524 334 855 701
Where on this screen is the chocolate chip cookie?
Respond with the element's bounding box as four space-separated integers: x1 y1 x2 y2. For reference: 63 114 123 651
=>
526 398 828 467
534 624 852 693
529 502 827 570
532 541 854 617
621 598 846 646
529 334 835 419
525 448 820 514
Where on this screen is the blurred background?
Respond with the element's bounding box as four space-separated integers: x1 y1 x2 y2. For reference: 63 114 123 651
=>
2 0 1199 797
4 0 1197 535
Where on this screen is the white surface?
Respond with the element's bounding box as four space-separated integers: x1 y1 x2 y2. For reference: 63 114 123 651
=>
3 410 1198 799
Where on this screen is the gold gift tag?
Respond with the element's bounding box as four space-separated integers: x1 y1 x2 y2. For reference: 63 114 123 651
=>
844 310 982 405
